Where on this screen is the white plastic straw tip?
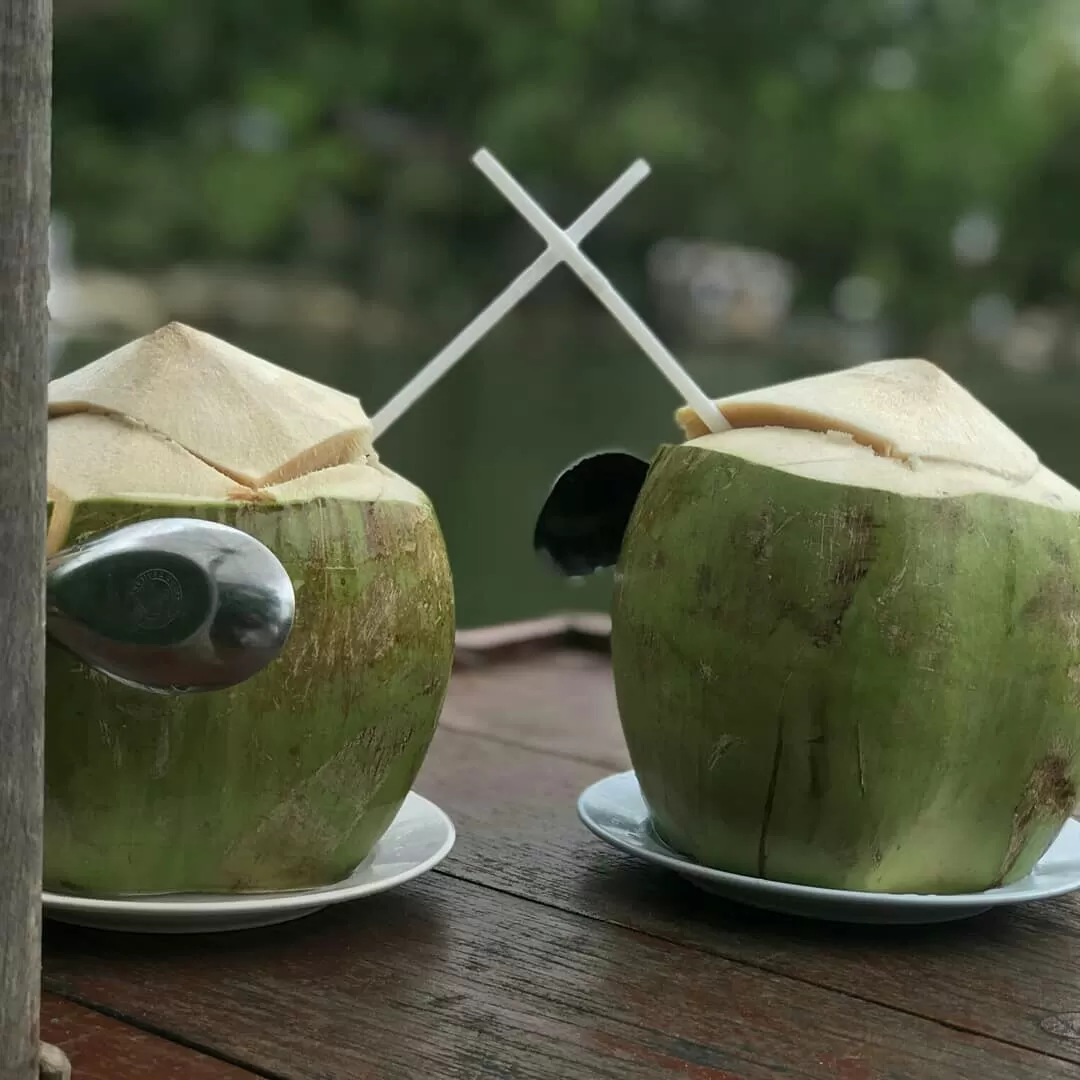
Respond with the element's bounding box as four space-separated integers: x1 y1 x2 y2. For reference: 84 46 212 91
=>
473 147 651 185
691 400 730 433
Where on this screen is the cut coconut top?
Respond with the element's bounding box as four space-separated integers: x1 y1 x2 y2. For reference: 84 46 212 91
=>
48 413 242 504
676 358 1040 484
46 413 425 555
46 326 419 556
48 322 373 488
267 461 426 507
689 426 1080 510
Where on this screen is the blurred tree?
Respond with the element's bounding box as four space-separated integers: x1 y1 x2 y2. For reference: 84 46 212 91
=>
51 0 1080 344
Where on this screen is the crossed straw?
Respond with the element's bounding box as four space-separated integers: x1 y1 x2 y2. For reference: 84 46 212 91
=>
371 149 729 440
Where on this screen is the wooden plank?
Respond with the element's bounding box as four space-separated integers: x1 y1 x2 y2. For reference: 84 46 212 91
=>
41 877 1074 1080
413 721 1080 1067
440 648 630 768
0 0 52 1076
41 995 260 1080
454 612 612 657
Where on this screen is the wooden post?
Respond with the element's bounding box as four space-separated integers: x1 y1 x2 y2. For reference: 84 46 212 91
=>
0 0 56 1078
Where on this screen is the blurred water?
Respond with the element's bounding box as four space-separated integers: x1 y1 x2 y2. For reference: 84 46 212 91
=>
57 317 1080 629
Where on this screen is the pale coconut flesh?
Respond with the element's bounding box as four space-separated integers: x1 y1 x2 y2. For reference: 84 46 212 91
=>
612 358 1080 894
45 323 455 895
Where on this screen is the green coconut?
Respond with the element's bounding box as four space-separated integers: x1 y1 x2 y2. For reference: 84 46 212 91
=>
611 358 1080 894
44 322 455 895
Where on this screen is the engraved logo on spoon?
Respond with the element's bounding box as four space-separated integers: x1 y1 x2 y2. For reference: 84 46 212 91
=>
128 567 184 630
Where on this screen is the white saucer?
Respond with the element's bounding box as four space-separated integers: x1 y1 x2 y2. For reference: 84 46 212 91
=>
43 790 456 934
578 771 1080 925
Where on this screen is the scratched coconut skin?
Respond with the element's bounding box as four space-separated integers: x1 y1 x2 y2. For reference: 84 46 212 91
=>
611 359 1080 893
44 323 455 895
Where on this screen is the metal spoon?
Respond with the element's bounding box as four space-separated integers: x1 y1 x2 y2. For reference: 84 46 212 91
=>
46 517 295 694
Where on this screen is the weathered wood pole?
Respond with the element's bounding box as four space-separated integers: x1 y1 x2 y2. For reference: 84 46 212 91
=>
0 0 53 1077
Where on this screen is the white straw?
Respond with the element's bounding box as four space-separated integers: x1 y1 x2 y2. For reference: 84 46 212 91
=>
372 158 652 439
472 148 729 433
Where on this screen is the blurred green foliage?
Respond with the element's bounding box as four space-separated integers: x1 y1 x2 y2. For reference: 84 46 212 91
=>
53 0 1080 343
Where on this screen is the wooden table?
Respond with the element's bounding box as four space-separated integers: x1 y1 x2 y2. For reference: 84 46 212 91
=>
40 617 1080 1079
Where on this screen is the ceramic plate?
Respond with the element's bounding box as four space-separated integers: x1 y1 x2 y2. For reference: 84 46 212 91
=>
43 790 456 934
578 770 1080 924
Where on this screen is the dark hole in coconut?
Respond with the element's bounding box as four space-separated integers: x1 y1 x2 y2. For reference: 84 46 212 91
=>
534 450 650 577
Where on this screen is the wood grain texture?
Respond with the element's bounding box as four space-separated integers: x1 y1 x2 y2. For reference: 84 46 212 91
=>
42 877 1076 1080
412 656 1080 1066
41 996 259 1080
440 648 630 768
0 0 52 1076
39 636 1080 1077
